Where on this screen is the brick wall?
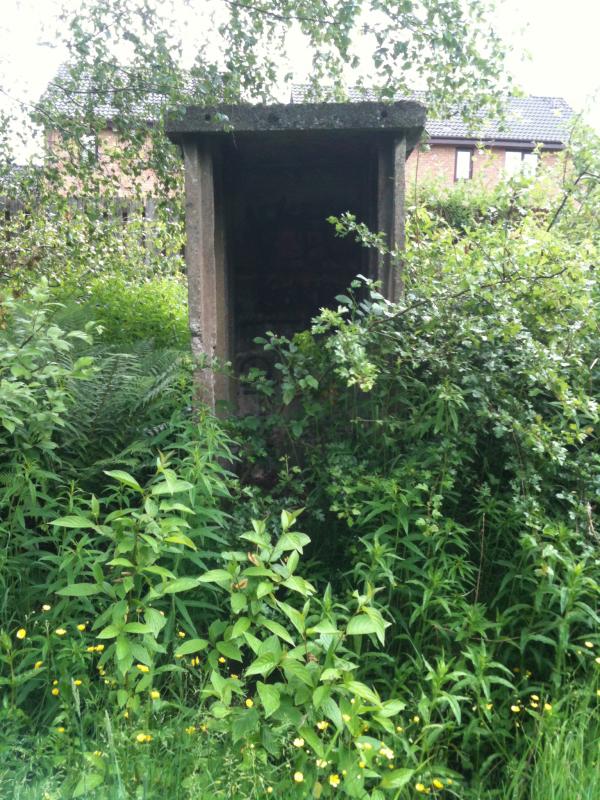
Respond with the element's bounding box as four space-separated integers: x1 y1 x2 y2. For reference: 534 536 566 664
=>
406 144 562 189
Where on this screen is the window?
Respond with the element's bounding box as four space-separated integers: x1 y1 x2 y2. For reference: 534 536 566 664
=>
504 150 538 178
455 149 473 181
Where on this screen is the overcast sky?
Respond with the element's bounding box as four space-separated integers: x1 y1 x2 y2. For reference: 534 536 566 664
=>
0 0 598 160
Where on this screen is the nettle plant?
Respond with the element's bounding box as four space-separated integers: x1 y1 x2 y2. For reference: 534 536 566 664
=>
194 510 455 798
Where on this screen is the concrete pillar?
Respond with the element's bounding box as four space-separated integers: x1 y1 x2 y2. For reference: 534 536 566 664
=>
376 136 406 302
182 138 231 410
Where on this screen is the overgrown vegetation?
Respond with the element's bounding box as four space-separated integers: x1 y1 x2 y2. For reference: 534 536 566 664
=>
1 0 600 797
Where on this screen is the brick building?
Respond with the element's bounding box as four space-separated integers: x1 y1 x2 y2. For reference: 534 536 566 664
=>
292 87 573 187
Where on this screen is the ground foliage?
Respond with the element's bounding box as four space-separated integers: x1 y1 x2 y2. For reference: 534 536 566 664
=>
1 0 600 797
2 151 600 797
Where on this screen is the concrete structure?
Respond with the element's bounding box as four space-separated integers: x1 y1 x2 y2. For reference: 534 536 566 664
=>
166 101 426 409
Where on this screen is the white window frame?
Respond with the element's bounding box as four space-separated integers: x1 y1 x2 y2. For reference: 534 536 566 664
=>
455 148 473 181
504 149 539 178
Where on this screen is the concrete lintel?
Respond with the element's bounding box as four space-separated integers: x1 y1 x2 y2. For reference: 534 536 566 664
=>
167 101 426 140
377 136 406 302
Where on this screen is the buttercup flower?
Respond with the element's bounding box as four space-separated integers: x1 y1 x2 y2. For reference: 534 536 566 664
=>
415 783 427 793
56 727 65 734
510 705 521 713
136 664 150 673
73 679 82 686
150 690 160 700
544 703 553 712
316 720 329 731
96 644 105 652
51 687 59 696
293 771 304 783
245 698 254 708
77 624 86 632
412 715 420 724
316 759 328 768
358 761 366 769
329 774 341 788
379 746 394 760
218 656 226 664
16 628 26 640
55 628 67 636
342 713 351 722
185 726 196 735
42 604 51 612
135 733 153 743
178 631 186 638
433 779 444 790
292 737 304 748
530 694 539 701
34 661 43 670
585 641 594 649
595 657 600 665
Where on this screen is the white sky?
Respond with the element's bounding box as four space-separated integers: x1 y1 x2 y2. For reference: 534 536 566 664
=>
0 0 599 160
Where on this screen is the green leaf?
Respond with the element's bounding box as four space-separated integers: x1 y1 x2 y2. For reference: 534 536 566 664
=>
198 569 233 587
282 575 315 597
257 681 281 718
217 641 243 661
97 624 122 639
257 616 295 645
51 515 97 529
245 653 279 677
231 617 251 638
56 583 100 597
104 469 143 492
73 772 104 797
175 638 209 657
123 622 152 634
380 769 415 790
346 614 379 637
162 577 200 594
164 533 197 549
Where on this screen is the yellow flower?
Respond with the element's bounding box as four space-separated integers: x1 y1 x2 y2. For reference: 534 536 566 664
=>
73 679 82 686
316 759 328 768
329 774 341 788
396 725 404 732
55 628 67 636
86 646 96 653
293 771 304 783
42 604 51 612
185 726 196 735
135 733 153 743
530 694 540 701
292 737 304 748
52 679 58 685
34 661 43 670
178 631 186 638
485 703 493 711
150 690 160 700
530 701 539 709
379 746 394 760
596 689 600 697
510 705 521 713
230 673 239 679
595 657 600 665
77 624 86 632
218 656 226 664
56 727 65 734
51 688 59 696
363 743 373 751
245 698 254 708
123 710 129 718
316 720 329 731
267 789 273 795
96 644 105 652
93 751 103 757
16 628 26 640
416 783 427 793
433 779 444 790
412 715 420 724
342 713 351 722
544 703 553 712
136 664 150 673
359 761 366 769
585 641 594 649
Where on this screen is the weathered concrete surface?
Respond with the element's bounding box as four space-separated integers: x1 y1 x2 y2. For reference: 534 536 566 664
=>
167 101 426 153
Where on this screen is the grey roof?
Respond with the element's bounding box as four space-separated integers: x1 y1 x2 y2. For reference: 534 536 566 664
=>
42 63 206 121
291 85 573 146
